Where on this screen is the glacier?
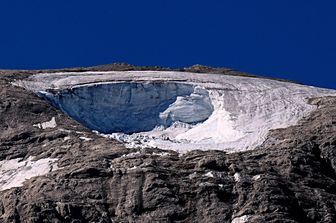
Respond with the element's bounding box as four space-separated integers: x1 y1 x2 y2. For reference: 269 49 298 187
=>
16 71 336 153
38 83 213 133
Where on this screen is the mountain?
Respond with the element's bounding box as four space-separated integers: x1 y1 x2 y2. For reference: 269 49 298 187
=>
0 64 336 222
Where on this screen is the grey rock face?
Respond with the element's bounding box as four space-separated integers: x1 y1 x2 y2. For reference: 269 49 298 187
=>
0 69 335 222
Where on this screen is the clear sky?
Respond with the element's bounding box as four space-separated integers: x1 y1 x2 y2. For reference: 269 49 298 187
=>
0 0 335 88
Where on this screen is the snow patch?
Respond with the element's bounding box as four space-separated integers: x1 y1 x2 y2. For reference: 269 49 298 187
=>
252 175 261 181
63 136 71 141
79 136 92 141
189 172 198 180
0 157 59 191
128 166 139 170
33 117 57 129
231 215 251 223
204 171 215 178
234 173 241 182
122 152 141 158
151 152 170 156
198 182 216 187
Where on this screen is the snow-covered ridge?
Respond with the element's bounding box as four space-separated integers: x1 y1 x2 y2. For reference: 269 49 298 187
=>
16 71 336 153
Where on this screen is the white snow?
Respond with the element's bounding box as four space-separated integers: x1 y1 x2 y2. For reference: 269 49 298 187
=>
234 173 241 182
151 152 170 156
0 156 59 191
128 166 139 170
63 136 71 141
79 136 92 141
122 151 141 158
189 172 198 179
252 175 261 181
17 70 336 153
231 215 251 223
204 171 215 178
175 108 244 143
33 117 57 129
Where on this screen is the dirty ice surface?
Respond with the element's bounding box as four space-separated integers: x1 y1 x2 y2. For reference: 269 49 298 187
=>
17 71 336 153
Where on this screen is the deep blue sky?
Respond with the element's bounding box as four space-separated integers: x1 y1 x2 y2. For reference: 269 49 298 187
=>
0 0 335 88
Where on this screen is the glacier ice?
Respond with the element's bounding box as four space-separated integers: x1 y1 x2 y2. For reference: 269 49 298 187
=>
39 82 214 133
159 86 214 125
17 70 336 153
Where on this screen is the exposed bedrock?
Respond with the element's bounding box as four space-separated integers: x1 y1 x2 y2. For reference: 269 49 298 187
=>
40 82 214 134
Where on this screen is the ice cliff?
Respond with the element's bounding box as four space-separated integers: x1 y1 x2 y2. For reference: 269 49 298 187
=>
39 83 213 133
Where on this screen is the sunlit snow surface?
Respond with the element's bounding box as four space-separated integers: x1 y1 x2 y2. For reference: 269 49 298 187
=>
0 157 59 191
33 117 57 129
17 71 336 153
